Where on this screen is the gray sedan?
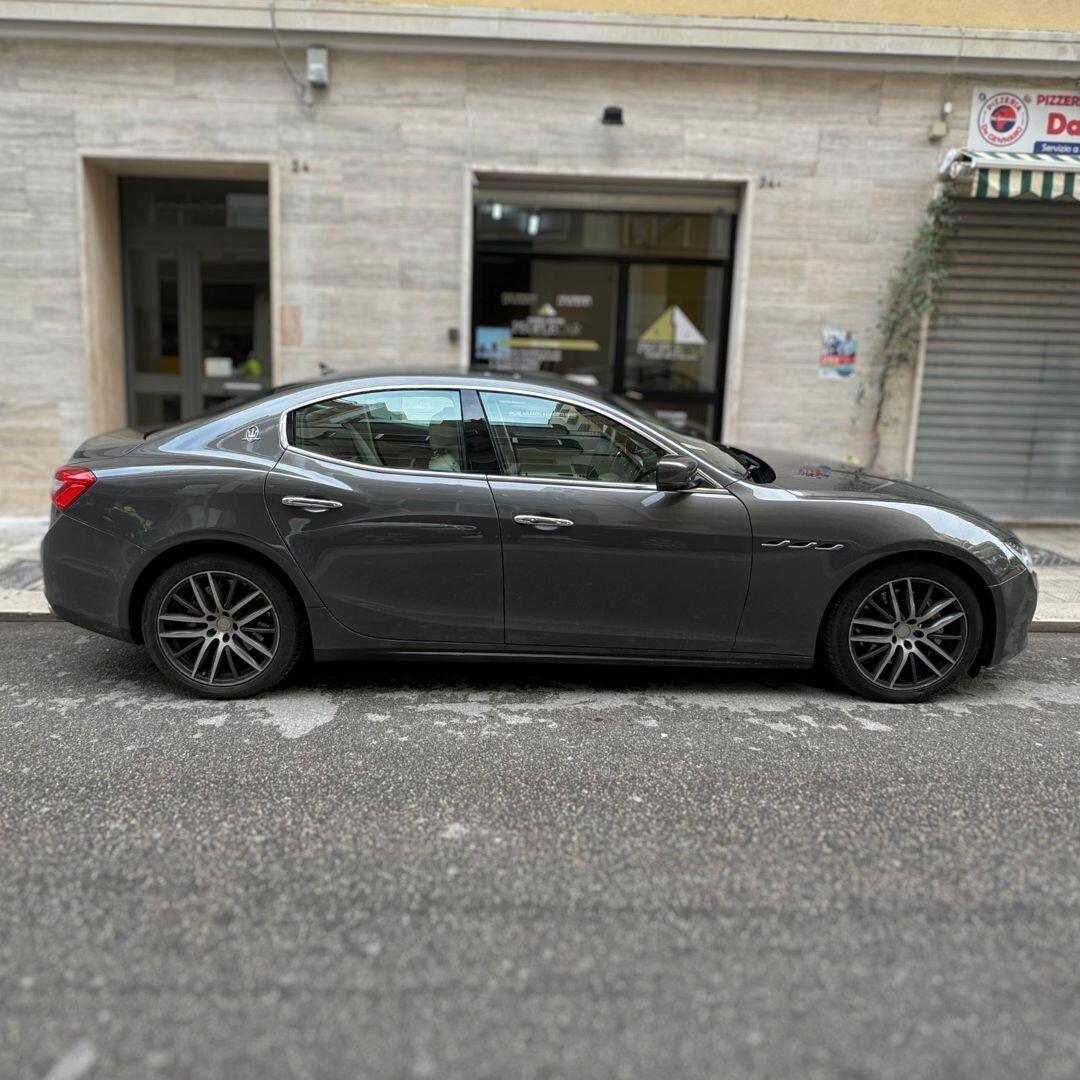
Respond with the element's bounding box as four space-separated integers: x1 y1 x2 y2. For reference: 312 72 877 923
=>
42 372 1037 702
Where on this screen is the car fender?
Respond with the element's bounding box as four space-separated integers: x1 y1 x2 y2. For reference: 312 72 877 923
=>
729 483 1028 657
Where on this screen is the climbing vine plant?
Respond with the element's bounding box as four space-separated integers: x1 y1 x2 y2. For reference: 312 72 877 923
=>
861 193 958 471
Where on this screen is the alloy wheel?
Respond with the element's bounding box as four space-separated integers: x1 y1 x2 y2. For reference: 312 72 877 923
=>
848 576 968 691
155 571 280 687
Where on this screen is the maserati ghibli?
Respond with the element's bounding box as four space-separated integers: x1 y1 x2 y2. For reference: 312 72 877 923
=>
42 372 1037 703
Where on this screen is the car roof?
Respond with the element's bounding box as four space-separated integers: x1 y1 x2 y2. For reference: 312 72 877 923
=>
312 366 604 392
279 367 616 407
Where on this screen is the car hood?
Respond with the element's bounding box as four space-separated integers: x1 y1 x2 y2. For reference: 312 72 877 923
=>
736 445 1016 536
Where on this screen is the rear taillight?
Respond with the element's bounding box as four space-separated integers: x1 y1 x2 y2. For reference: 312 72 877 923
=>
51 467 96 511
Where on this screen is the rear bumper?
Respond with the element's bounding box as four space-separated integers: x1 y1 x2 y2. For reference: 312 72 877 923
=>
42 513 142 642
987 568 1038 668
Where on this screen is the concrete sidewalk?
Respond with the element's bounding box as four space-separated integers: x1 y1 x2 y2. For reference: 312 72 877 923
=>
2 516 1077 629
0 518 48 619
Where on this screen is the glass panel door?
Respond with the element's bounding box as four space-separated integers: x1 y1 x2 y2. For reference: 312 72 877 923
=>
198 251 272 412
127 249 184 428
621 262 726 438
624 263 723 393
472 254 619 385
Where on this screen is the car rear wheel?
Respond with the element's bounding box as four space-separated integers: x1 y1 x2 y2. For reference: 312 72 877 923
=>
142 554 303 699
822 561 983 703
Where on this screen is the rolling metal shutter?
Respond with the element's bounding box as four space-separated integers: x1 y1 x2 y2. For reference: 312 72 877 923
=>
913 198 1080 521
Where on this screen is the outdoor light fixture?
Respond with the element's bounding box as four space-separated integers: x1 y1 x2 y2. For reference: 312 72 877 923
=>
490 202 503 220
526 213 541 236
306 46 330 88
602 105 624 125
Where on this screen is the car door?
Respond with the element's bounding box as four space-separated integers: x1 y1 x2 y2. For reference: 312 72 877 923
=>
266 386 503 644
478 389 752 652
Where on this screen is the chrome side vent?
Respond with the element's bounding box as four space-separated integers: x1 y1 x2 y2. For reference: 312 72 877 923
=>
761 539 845 552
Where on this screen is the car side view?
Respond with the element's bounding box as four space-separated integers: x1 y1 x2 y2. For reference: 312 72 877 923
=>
42 372 1038 703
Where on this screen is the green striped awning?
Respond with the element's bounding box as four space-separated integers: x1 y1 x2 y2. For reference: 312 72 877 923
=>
952 150 1080 201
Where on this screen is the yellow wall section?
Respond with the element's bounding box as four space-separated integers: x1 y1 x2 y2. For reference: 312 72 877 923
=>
366 0 1079 32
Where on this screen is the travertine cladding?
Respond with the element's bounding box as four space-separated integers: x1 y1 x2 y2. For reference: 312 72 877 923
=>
0 38 994 512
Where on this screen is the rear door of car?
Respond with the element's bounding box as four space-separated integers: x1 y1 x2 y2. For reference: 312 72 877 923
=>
266 385 504 644
477 389 752 653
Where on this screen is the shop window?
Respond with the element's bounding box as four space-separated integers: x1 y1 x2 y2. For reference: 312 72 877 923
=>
472 200 735 441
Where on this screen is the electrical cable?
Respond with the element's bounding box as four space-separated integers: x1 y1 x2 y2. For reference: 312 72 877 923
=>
268 0 313 109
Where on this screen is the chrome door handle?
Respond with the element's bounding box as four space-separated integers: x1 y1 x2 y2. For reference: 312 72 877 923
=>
514 514 574 529
281 496 343 512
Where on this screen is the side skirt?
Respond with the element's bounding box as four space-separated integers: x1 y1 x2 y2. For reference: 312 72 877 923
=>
311 646 814 670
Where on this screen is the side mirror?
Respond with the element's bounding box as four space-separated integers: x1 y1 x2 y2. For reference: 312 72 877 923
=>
656 455 699 491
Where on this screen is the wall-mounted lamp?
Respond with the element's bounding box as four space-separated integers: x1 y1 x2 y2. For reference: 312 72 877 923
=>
526 213 541 236
601 105 624 126
306 46 330 89
490 202 504 221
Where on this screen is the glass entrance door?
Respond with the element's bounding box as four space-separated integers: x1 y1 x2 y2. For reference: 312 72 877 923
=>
121 178 271 431
471 201 735 440
198 251 272 414
127 249 184 428
621 262 727 438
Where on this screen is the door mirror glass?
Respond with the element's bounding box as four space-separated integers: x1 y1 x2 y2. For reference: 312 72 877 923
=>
656 455 699 491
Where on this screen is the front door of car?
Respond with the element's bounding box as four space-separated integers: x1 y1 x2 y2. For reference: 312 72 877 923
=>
478 390 752 652
266 387 503 644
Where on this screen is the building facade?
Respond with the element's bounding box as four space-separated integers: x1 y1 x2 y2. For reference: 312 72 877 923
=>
1 2 1079 518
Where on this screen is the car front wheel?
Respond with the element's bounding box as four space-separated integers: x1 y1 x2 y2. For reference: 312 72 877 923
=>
142 554 303 699
822 562 983 703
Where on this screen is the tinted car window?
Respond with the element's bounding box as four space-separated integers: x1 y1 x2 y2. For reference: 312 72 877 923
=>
480 391 661 484
292 389 466 473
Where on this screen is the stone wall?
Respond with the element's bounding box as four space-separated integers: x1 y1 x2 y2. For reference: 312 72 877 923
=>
0 37 984 513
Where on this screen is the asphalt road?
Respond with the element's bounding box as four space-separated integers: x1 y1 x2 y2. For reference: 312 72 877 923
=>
2 624 1080 1080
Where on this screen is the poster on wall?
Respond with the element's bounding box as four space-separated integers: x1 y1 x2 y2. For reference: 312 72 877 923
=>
820 328 858 380
968 88 1080 155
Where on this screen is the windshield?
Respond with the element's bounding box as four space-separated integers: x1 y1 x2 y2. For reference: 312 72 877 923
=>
609 395 748 476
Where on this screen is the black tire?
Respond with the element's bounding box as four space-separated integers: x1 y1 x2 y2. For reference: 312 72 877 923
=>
821 561 983 704
142 554 304 699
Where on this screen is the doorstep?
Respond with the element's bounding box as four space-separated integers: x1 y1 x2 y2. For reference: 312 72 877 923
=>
0 517 1077 630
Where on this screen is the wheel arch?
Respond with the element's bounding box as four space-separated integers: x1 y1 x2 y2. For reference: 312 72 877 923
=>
126 538 312 646
817 548 997 671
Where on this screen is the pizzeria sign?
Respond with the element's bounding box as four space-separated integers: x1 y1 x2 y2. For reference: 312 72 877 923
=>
968 88 1080 156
